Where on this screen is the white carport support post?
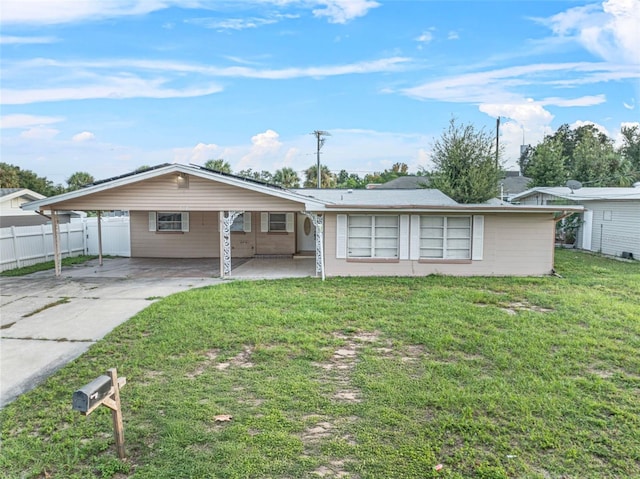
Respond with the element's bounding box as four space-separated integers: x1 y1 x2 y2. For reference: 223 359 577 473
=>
51 210 62 277
302 212 325 280
219 211 243 278
97 210 104 266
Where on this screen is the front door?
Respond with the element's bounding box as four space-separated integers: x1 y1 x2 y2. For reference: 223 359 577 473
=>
296 214 315 253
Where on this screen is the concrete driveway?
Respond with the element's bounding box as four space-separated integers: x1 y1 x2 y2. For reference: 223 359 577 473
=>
0 256 315 407
0 259 224 408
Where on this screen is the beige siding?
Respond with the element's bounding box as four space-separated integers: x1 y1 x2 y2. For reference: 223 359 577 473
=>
131 210 219 258
130 210 296 258
586 200 640 258
229 212 295 257
52 174 305 211
324 212 556 277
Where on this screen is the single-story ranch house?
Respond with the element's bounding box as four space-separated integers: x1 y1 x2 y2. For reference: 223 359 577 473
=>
22 163 582 278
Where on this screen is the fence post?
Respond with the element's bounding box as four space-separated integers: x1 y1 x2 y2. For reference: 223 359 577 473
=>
83 219 88 255
41 224 49 261
11 226 21 268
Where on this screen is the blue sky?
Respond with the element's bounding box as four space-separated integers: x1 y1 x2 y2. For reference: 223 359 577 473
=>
1 0 638 185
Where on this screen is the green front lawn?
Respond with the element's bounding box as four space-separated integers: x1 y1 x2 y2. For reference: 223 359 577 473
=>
1 250 639 478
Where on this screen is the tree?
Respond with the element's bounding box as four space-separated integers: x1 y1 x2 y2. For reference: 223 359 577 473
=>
272 167 301 188
545 123 611 173
66 172 95 191
0 162 63 196
304 165 336 188
0 162 20 188
336 170 366 189
619 125 640 172
236 168 273 183
572 135 628 186
424 119 502 203
204 159 232 173
524 137 567 187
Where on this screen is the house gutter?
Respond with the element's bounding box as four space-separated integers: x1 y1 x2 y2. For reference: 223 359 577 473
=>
320 205 584 214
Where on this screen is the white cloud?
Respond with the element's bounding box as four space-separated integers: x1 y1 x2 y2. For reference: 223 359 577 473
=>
1 0 380 26
312 0 380 24
540 95 606 107
19 126 59 140
0 35 57 44
623 99 636 109
238 129 284 169
569 120 611 137
416 31 433 44
541 0 640 64
72 131 95 142
447 31 459 40
0 0 207 25
173 142 221 164
0 114 64 128
2 76 223 105
1 57 410 105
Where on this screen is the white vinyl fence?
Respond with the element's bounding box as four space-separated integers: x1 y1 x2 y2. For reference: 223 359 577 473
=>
0 217 130 272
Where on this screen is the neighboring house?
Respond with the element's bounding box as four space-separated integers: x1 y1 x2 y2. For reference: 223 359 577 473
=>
500 172 532 202
22 163 581 278
511 186 640 260
368 176 429 189
369 172 532 203
0 188 48 227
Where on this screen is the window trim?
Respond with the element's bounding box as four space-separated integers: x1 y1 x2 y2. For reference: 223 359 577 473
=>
347 214 399 259
418 215 471 260
149 211 189 233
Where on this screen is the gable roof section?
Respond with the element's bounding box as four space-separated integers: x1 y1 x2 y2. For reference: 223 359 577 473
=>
1 188 46 202
512 187 640 202
21 164 326 212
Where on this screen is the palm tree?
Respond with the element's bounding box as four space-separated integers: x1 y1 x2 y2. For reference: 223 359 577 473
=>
66 171 95 191
273 167 301 188
204 159 232 173
304 165 336 188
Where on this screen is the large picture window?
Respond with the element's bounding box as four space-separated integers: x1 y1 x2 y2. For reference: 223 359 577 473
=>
348 215 399 258
420 216 471 259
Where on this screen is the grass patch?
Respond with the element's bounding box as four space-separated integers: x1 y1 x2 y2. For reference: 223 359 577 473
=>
0 255 99 277
1 250 639 478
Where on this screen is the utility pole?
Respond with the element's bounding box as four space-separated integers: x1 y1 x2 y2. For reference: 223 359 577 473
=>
311 130 330 188
495 117 500 169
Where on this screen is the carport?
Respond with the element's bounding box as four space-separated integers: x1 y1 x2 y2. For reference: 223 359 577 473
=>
21 164 326 280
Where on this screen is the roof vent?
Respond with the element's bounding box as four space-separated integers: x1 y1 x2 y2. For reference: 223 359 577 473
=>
347 189 353 193
633 182 640 188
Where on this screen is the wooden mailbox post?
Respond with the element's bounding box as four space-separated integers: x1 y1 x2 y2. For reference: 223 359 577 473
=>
72 368 127 459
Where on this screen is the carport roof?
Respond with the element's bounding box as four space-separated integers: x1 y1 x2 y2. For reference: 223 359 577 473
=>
21 163 327 212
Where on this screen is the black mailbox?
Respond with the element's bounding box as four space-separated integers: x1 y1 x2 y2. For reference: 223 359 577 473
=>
72 375 113 413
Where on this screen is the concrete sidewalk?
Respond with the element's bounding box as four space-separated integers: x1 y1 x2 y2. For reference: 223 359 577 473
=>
0 261 222 408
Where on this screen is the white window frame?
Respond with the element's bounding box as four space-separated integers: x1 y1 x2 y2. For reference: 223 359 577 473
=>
149 212 189 232
419 215 471 260
260 212 294 233
231 212 252 233
347 215 399 259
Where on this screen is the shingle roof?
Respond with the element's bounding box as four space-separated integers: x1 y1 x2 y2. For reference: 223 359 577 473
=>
368 176 429 189
0 188 22 197
292 188 457 206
